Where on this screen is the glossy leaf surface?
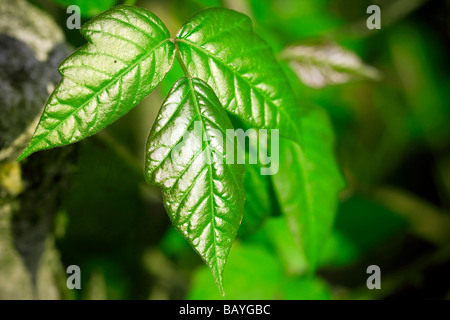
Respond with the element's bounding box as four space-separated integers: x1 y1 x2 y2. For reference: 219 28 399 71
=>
18 6 175 160
145 77 245 294
176 8 300 141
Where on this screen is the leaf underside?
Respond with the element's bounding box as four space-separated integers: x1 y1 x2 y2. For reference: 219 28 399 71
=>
176 8 300 141
17 5 175 160
145 77 245 294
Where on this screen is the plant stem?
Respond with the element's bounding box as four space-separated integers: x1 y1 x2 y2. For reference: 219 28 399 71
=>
174 42 191 78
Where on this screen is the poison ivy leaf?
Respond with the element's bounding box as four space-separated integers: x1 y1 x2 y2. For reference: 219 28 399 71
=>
17 6 175 161
145 77 245 294
280 42 380 88
176 8 301 141
272 107 345 271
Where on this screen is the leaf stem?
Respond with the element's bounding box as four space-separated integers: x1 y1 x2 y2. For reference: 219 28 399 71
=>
174 41 191 79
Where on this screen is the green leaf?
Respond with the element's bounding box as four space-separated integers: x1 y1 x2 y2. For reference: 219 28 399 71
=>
144 77 245 294
262 216 308 276
17 6 175 161
175 8 300 141
272 107 345 271
280 42 380 88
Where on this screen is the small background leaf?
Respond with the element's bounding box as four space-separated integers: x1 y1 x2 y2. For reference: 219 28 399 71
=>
280 42 381 88
176 7 301 141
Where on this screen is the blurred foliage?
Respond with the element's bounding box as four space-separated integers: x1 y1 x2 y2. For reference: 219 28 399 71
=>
1 0 450 299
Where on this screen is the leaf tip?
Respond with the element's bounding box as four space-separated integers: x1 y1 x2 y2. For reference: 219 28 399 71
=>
16 143 37 161
16 150 29 162
217 281 225 297
212 267 225 296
